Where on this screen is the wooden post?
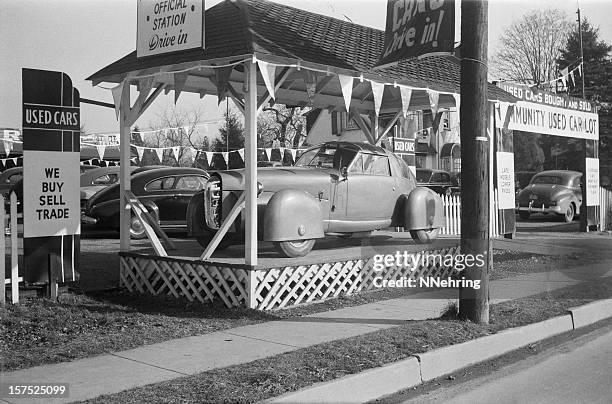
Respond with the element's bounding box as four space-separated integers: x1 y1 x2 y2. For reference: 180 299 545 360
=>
459 0 490 324
48 253 58 300
0 195 5 307
119 83 131 253
10 191 18 304
244 60 258 265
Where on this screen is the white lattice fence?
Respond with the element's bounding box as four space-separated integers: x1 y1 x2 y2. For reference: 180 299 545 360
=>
120 243 461 311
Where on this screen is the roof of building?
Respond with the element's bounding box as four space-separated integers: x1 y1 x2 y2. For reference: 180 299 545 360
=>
88 0 515 108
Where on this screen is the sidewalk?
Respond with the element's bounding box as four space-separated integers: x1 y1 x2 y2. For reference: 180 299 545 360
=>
2 263 611 403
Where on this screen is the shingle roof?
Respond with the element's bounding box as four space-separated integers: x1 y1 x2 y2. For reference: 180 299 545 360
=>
88 0 514 102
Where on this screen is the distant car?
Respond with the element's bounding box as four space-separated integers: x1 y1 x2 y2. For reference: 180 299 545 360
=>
80 166 130 208
0 167 23 199
83 167 209 238
257 161 283 167
516 170 582 222
416 169 454 196
80 164 99 174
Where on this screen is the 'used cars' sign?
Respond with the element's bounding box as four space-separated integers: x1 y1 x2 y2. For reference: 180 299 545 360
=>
391 137 415 154
22 68 80 283
137 0 205 58
377 0 455 69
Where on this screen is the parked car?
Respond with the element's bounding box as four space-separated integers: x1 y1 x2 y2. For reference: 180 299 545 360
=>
80 164 100 174
516 170 582 222
186 141 444 258
83 167 209 238
80 166 130 208
0 167 23 199
416 168 454 195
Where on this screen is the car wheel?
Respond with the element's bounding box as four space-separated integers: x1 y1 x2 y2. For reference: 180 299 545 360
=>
273 239 315 258
195 234 231 250
130 214 147 239
519 211 530 220
409 228 439 244
563 204 575 223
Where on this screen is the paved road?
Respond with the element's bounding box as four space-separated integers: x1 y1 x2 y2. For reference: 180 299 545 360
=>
400 324 612 404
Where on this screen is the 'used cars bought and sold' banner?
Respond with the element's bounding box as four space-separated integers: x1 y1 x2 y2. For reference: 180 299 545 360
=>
496 83 599 141
22 68 80 283
376 0 455 68
137 0 205 58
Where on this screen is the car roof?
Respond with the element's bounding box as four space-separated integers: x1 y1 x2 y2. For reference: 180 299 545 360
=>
535 170 581 178
130 166 209 182
307 141 388 155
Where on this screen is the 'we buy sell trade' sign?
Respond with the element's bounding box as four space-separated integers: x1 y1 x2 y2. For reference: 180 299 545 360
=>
22 68 80 283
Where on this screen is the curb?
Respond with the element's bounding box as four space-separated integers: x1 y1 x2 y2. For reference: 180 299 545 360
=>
568 298 612 329
267 299 612 404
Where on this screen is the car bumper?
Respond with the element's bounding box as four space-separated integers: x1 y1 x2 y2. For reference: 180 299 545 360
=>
517 203 563 214
81 214 98 225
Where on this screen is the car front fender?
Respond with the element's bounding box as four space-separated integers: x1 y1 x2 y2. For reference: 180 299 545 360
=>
263 189 324 241
403 187 444 230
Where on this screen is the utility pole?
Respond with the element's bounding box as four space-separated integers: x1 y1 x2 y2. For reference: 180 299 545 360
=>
577 6 592 232
458 0 490 323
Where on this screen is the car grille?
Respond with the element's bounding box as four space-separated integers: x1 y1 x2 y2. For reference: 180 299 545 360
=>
204 178 221 230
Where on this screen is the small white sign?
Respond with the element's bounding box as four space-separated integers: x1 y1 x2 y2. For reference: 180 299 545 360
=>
24 151 81 237
585 157 600 206
137 0 204 58
496 152 516 210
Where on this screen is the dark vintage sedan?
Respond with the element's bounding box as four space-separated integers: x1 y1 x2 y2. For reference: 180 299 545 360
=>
83 167 209 238
0 167 23 199
516 170 582 222
416 168 455 196
187 141 444 257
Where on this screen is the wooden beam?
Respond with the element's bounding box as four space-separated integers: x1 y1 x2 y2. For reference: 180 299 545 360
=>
350 109 375 144
244 61 258 265
199 193 245 260
119 84 132 253
376 110 403 146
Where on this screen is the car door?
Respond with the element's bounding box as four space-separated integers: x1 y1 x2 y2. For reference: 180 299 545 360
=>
142 176 177 224
171 175 207 224
346 153 397 223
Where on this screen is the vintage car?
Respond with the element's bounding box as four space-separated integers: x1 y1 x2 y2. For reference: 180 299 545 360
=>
80 166 132 208
83 167 208 238
516 170 582 222
0 167 23 199
186 141 444 258
416 168 455 195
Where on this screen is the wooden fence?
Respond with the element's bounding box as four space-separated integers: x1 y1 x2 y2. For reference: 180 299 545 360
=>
440 189 501 237
1 192 21 306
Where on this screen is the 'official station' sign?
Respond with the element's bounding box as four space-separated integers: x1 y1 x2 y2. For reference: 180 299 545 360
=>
377 0 455 68
137 0 205 58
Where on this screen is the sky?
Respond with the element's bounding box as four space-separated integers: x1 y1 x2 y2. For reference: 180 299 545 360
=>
2 0 611 136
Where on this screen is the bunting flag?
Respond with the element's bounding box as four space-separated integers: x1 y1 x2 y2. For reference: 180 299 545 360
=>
96 145 106 160
215 66 233 104
238 149 244 161
111 81 125 121
222 152 229 163
452 94 460 114
136 146 144 160
205 151 213 163
264 148 272 160
578 63 582 77
569 70 575 86
290 149 297 161
371 81 385 117
399 86 412 117
191 149 199 163
257 60 277 100
3 141 11 156
560 75 567 88
154 148 164 162
174 72 188 103
428 89 440 116
171 146 180 159
338 74 354 112
11 158 17 165
302 70 317 106
278 147 285 158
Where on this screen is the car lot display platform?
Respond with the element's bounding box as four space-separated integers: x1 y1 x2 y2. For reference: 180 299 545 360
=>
119 233 460 310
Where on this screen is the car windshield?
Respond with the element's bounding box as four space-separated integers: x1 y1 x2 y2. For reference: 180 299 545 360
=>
416 170 431 182
531 175 564 185
295 145 357 170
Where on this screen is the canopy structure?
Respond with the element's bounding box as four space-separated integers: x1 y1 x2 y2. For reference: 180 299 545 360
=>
88 0 516 265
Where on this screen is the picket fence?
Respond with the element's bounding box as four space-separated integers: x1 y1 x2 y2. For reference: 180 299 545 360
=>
600 187 612 231
1 192 20 306
440 189 501 237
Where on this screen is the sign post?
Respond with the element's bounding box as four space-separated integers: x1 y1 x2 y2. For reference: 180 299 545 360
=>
22 68 80 287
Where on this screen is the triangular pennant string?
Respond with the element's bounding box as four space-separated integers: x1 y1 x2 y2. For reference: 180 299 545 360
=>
215 66 233 104
338 74 354 112
290 149 297 161
3 141 11 156
428 90 440 116
205 151 213 163
136 146 144 160
264 148 271 160
171 146 180 159
222 152 229 164
371 81 385 117
257 60 277 100
155 148 164 163
111 81 125 121
238 149 245 161
569 70 575 86
399 86 413 117
96 145 106 161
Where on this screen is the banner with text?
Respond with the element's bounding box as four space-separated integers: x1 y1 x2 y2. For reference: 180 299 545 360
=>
377 0 454 68
137 0 205 58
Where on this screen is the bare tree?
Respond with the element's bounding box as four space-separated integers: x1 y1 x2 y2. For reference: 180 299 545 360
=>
257 105 309 148
491 9 572 87
144 103 211 166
